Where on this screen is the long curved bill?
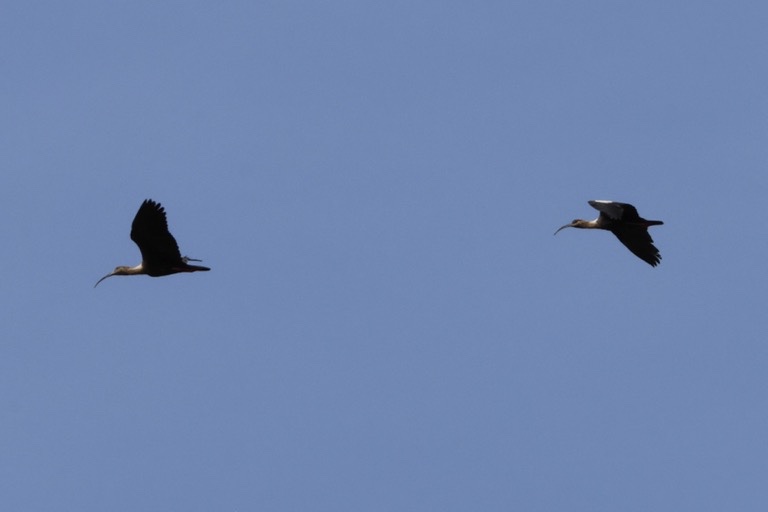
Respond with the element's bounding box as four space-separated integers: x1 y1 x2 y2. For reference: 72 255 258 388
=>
553 224 573 235
94 272 115 288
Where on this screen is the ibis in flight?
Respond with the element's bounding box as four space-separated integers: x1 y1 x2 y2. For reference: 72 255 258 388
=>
95 199 210 287
555 200 664 266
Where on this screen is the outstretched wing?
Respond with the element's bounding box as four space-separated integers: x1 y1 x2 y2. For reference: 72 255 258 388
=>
589 200 641 221
611 226 661 267
130 199 183 266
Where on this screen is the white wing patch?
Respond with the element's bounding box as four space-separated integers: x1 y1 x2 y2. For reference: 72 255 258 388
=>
588 200 624 220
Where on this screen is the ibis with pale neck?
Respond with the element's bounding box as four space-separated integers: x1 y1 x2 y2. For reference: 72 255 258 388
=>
95 199 210 287
555 200 664 266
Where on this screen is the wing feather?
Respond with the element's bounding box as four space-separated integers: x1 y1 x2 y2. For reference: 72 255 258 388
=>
611 227 661 267
130 200 183 266
589 200 641 221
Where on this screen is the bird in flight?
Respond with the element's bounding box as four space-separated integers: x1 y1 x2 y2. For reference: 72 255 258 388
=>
95 199 210 287
555 200 664 266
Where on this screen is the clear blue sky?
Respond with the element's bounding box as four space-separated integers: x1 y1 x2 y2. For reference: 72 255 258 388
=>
2 1 767 510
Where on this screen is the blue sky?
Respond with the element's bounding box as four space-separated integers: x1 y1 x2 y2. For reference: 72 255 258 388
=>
2 1 767 510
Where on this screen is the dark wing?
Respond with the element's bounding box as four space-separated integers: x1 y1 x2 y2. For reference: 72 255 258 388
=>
611 226 661 267
589 200 641 222
130 199 183 266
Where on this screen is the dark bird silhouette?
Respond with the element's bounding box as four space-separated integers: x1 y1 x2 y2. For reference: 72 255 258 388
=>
555 200 664 266
95 199 210 287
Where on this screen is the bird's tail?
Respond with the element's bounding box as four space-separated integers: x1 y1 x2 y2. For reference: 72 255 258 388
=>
181 256 210 272
185 264 211 272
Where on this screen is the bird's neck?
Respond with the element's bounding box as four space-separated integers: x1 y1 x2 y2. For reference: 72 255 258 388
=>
118 263 145 275
576 219 601 229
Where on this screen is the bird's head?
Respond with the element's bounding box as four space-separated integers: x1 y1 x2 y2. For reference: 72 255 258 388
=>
93 266 133 287
554 219 588 235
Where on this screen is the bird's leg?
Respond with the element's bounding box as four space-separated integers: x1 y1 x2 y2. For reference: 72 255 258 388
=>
182 256 203 263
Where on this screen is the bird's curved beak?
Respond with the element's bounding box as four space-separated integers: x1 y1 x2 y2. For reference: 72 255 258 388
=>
94 271 115 288
553 223 573 235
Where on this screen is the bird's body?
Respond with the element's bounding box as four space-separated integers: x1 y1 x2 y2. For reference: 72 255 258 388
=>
555 200 663 266
95 199 210 287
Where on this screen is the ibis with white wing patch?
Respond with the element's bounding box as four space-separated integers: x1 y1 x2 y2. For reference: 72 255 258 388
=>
555 200 664 266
